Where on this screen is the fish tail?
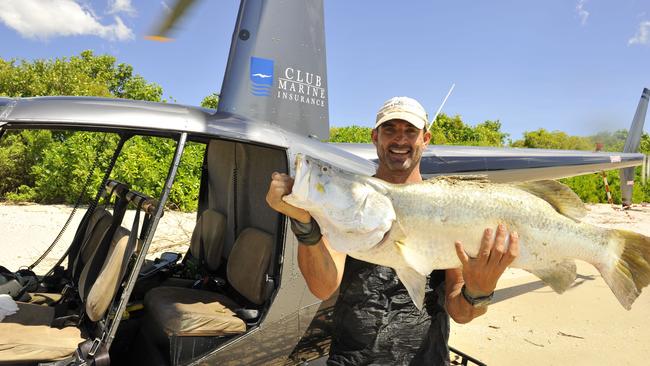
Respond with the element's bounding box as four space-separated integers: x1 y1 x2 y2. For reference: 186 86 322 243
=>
600 229 650 310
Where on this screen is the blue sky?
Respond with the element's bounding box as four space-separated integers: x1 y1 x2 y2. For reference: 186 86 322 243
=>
0 0 649 141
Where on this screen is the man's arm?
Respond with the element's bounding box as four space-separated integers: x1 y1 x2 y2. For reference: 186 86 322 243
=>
297 237 347 300
266 172 347 300
445 224 519 324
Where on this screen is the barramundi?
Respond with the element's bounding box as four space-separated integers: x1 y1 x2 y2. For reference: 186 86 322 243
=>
284 154 650 310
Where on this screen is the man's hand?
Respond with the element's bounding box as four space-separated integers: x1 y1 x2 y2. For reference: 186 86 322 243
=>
266 172 311 223
454 224 519 297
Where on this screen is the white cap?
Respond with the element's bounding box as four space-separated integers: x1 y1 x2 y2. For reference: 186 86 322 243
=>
375 96 428 130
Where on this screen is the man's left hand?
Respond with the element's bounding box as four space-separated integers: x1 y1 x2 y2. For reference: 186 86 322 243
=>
454 224 519 297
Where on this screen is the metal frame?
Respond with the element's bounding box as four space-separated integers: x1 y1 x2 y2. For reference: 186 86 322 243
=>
105 132 188 348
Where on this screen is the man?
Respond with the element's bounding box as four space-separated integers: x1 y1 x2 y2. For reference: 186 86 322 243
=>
266 96 519 365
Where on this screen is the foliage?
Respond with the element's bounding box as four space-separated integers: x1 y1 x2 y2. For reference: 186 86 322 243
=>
510 128 593 150
561 167 648 204
2 132 204 211
0 51 203 210
0 130 53 196
329 125 373 143
329 114 508 147
1 50 647 208
21 132 119 203
0 50 162 101
429 114 507 146
112 137 204 212
201 93 220 109
513 129 650 203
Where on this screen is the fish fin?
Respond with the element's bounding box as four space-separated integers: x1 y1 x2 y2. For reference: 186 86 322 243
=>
599 229 650 310
514 180 587 221
426 175 490 184
529 260 577 294
395 267 428 311
394 240 430 276
365 176 392 194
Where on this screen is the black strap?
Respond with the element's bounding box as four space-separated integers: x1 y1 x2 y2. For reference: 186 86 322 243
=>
74 338 111 366
117 200 144 288
233 143 239 238
197 150 210 218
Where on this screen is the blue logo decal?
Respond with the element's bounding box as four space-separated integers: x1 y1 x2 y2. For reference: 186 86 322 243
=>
250 57 274 96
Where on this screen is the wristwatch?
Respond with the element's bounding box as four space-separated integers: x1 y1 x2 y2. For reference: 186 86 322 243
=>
461 284 493 307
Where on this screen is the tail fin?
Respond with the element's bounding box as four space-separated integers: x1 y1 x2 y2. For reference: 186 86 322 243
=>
218 0 329 139
619 88 649 207
600 229 650 309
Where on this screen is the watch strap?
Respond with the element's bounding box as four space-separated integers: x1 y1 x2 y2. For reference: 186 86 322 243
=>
461 284 493 307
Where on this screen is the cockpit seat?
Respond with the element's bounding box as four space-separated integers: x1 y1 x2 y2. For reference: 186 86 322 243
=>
143 227 273 344
0 323 83 364
144 287 246 343
188 209 227 273
138 209 227 292
26 207 113 306
0 227 132 364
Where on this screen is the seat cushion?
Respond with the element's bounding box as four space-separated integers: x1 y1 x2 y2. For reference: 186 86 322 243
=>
144 287 246 340
85 226 131 322
189 209 227 272
227 228 273 305
0 323 83 363
3 302 54 326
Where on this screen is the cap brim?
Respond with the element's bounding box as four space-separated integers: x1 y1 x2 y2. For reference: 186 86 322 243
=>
375 111 426 129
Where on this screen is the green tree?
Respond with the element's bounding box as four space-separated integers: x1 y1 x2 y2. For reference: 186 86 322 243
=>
589 129 627 152
329 125 373 143
429 113 507 146
511 128 593 150
0 50 162 100
0 130 53 196
0 51 207 210
201 93 219 109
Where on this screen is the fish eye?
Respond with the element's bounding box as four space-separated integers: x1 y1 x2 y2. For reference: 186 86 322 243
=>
322 167 328 172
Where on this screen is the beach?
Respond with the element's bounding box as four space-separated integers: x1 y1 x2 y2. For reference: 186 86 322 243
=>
1 203 650 365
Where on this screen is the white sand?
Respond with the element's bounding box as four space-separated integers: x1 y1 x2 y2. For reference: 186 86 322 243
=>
2 203 650 365
0 203 195 273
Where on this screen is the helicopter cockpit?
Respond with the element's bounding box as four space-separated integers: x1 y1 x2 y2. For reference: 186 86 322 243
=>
0 96 301 366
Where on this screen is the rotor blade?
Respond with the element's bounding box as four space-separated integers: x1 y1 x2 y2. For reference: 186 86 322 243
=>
146 0 198 41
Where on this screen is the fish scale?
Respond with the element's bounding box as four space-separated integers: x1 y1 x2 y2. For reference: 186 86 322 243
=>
284 154 650 310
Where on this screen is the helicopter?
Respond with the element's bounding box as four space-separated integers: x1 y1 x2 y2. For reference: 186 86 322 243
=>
0 0 648 365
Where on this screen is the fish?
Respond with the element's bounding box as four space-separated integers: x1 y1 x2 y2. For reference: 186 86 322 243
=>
283 154 650 310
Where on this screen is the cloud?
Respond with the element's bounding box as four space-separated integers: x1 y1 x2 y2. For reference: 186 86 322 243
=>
628 21 650 46
576 0 589 26
108 0 136 16
160 1 171 14
0 0 134 41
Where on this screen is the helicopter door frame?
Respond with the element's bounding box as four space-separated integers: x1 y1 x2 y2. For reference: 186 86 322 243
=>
104 132 188 349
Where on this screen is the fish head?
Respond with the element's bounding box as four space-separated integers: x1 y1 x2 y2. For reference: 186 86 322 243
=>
284 154 396 252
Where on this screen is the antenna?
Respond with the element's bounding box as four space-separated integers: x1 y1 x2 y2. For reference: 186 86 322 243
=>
428 83 455 132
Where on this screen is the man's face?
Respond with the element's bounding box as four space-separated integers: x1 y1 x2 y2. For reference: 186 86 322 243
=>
372 119 431 172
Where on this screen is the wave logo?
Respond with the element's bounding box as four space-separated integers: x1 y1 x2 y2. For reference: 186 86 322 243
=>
250 57 274 97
